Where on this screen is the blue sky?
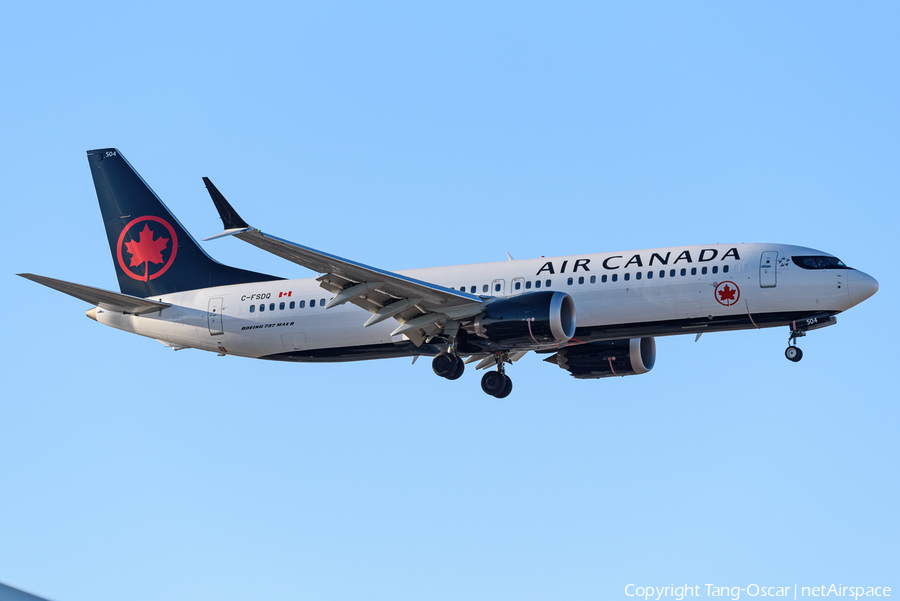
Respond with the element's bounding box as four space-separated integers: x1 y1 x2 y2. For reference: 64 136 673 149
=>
1 3 897 600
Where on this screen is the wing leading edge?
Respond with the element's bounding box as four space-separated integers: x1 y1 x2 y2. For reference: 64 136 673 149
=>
201 178 484 345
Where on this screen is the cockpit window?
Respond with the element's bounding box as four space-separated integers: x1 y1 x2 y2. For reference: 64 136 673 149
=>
792 256 848 270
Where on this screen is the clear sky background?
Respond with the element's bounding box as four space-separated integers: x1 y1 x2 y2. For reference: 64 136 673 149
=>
1 3 897 600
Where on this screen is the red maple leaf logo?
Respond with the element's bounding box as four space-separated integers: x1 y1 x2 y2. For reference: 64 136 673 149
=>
124 223 169 280
718 285 736 302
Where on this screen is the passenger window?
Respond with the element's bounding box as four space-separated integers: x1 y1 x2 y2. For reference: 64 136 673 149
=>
590 275 596 284
612 274 618 282
670 269 676 277
259 304 265 312
290 301 295 309
494 284 501 292
680 268 686 276
269 303 275 311
602 275 608 283
535 280 542 288
691 268 697 276
723 265 729 273
578 276 584 284
712 266 718 274
658 270 664 278
567 277 574 285
515 282 521 290
299 300 306 308
249 305 255 313
624 273 630 281
280 302 285 310
483 285 488 293
545 279 551 287
526 281 532 289
310 299 316 307
470 286 476 294
647 271 653 279
701 267 707 275
321 298 326 306
635 272 642 280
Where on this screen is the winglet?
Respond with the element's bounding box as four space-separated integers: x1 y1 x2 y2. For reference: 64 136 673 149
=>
203 177 250 230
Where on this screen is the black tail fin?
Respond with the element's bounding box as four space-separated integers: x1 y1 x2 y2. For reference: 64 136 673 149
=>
87 148 281 297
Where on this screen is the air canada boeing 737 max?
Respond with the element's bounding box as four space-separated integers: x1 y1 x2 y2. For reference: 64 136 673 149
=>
19 149 879 397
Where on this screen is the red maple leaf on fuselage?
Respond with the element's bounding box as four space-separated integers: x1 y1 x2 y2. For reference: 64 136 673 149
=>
718 285 736 302
124 223 169 268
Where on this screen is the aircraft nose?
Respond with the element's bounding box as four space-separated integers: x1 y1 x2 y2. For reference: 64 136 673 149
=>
848 270 879 306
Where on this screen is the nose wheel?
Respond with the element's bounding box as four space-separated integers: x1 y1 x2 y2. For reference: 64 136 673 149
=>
785 328 805 363
785 345 803 362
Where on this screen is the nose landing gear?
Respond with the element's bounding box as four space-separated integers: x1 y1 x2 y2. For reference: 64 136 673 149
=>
785 345 803 362
785 329 805 363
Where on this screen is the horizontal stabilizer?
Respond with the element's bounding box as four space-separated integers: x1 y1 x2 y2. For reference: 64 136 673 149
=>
0 581 54 601
18 274 171 315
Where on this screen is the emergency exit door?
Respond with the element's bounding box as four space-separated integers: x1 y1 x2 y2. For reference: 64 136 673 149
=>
208 297 224 335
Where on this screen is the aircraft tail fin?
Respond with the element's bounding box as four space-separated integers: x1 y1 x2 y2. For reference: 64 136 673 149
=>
87 148 281 298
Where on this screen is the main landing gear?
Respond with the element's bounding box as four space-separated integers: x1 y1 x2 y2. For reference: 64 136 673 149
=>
785 329 805 363
479 352 513 398
432 352 464 380
481 369 513 398
432 350 514 398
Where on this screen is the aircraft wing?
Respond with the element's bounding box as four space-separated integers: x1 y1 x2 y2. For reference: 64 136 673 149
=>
18 274 171 315
202 178 484 345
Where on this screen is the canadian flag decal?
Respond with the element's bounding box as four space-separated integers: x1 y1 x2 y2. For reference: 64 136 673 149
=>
278 291 292 298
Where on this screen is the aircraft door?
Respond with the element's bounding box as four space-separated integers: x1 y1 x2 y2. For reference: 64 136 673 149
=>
208 297 224 335
760 252 778 288
491 278 506 296
511 277 525 294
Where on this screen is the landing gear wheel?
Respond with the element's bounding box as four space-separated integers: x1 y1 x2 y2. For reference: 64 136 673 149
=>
432 353 458 378
481 371 507 397
785 346 803 362
445 357 465 380
494 375 513 398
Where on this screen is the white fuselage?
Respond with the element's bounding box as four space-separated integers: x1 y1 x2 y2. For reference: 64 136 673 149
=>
91 243 875 360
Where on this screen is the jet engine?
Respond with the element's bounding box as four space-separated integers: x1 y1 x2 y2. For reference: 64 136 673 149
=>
544 338 656 379
473 291 576 347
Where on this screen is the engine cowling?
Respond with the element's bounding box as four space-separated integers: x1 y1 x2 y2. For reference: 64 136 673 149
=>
473 291 576 347
545 338 656 379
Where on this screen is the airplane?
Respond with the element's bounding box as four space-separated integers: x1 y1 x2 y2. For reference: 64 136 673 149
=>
19 149 879 397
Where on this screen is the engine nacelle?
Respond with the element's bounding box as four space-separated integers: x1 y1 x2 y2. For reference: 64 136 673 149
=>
473 291 576 347
545 338 656 379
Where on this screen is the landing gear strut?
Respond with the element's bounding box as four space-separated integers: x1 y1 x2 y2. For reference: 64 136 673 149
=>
431 344 514 398
785 329 805 363
480 354 513 398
